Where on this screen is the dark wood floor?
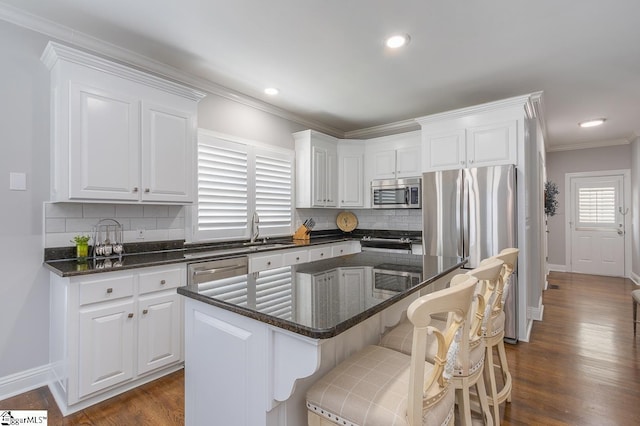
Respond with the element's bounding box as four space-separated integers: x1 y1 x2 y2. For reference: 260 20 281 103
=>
1 271 638 425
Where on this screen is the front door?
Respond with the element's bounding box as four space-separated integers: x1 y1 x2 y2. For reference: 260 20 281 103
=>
569 173 626 276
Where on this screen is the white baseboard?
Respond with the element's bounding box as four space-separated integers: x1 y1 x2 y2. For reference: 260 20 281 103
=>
548 264 567 272
631 271 640 286
528 299 545 322
0 364 51 402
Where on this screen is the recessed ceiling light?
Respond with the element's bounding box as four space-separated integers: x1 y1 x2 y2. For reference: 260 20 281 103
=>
385 34 410 49
264 87 279 96
579 118 606 128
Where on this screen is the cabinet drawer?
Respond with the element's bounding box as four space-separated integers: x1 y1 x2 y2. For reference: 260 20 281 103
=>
139 268 182 295
308 246 331 262
331 242 359 257
248 253 284 273
80 274 135 305
282 250 309 266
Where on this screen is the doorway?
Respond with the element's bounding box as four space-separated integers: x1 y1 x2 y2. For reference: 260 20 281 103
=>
565 170 630 277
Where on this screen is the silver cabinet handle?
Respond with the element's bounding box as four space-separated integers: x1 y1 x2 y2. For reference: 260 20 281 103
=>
267 261 271 266
144 188 150 193
132 187 138 193
142 309 148 314
128 313 134 318
106 288 113 293
160 279 166 285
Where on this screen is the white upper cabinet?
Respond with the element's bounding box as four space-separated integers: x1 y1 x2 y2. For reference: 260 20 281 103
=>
417 105 518 172
42 41 205 203
294 130 339 208
337 141 365 208
366 131 422 181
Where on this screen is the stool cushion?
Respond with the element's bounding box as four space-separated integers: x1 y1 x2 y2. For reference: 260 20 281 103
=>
380 319 485 376
633 289 640 303
306 345 454 426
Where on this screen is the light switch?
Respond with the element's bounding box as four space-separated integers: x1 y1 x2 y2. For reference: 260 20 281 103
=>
10 172 27 191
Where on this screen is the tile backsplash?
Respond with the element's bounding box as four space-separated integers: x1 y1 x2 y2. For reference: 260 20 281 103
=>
44 202 185 248
45 203 421 248
295 208 422 232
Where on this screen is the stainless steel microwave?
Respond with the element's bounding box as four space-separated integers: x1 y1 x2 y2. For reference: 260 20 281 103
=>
371 177 421 209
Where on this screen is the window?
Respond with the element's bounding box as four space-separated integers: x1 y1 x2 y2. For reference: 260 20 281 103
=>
194 131 293 242
577 186 616 225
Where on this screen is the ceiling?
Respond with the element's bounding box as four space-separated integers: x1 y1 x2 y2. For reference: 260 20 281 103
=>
2 0 640 151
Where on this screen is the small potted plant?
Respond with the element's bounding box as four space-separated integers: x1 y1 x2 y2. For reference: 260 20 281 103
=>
72 235 91 261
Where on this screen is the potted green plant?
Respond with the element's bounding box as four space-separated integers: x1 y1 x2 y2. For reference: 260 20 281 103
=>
544 181 559 217
72 235 91 260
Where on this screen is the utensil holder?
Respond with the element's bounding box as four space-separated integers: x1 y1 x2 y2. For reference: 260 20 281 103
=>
92 218 124 260
293 225 310 241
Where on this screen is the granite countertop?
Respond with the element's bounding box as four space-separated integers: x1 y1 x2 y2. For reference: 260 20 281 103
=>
178 252 465 339
44 235 352 277
44 229 423 277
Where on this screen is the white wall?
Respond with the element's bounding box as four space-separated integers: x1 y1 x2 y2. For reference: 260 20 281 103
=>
631 137 640 283
0 22 51 379
545 144 632 267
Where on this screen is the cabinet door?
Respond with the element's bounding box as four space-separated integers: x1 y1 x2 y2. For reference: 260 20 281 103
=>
373 149 397 180
339 152 363 207
69 82 140 200
137 292 182 375
395 145 422 177
423 130 466 172
78 300 135 398
141 102 194 203
466 121 517 167
312 146 327 207
325 148 338 207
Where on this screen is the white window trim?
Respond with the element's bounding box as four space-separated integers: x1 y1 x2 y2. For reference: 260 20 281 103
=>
187 129 295 243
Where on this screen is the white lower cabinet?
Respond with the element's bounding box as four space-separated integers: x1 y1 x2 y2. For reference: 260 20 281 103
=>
248 241 361 273
78 300 135 398
50 264 184 414
137 292 182 375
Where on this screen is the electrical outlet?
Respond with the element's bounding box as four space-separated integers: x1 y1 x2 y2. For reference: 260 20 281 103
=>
137 228 145 239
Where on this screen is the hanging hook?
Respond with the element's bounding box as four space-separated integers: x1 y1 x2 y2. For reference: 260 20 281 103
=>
619 207 629 215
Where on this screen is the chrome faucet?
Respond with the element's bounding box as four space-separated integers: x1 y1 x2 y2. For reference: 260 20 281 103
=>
250 212 260 243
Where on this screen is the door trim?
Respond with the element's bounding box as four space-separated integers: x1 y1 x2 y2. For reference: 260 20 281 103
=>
564 169 631 276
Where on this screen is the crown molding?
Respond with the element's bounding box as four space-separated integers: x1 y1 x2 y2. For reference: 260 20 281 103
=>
0 2 343 136
414 93 537 126
344 119 420 139
42 42 207 101
546 137 631 153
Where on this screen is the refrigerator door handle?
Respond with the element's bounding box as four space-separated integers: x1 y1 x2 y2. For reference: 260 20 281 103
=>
461 169 468 259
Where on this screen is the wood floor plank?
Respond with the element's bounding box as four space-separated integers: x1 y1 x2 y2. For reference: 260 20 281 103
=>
1 272 639 425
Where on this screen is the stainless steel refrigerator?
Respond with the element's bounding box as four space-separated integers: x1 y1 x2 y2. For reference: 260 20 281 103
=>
422 164 518 342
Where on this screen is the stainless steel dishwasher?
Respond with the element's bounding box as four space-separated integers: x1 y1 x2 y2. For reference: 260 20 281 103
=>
188 256 249 286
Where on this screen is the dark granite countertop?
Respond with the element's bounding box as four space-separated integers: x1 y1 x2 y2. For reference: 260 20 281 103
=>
44 229 423 277
178 252 465 339
44 235 352 277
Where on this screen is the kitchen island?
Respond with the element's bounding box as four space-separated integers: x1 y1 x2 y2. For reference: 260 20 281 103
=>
178 252 465 426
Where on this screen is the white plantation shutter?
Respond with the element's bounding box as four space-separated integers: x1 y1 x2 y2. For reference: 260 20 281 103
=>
197 137 249 240
577 186 616 226
194 131 294 242
255 149 293 236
